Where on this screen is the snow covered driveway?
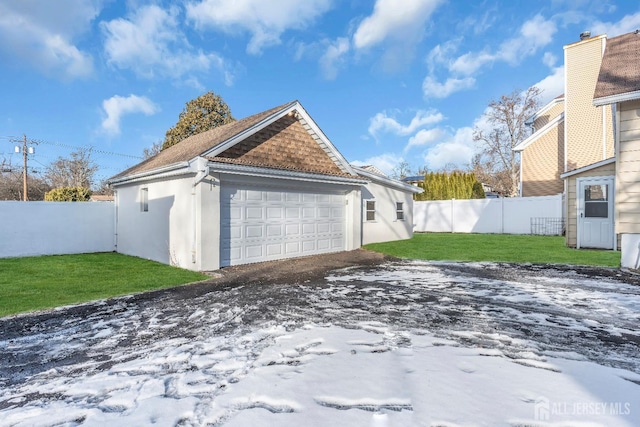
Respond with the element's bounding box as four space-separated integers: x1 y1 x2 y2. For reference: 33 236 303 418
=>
1 260 640 426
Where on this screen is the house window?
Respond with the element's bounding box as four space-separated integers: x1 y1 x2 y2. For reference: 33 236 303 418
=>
396 202 404 221
140 187 148 212
366 200 376 221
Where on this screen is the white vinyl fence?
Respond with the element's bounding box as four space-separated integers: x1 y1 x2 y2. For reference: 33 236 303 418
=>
0 201 115 258
413 194 564 235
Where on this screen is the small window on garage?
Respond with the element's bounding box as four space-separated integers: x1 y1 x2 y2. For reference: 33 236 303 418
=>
366 200 376 221
396 202 404 221
140 187 149 212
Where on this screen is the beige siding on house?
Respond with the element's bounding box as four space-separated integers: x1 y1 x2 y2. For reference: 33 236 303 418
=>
565 162 616 247
521 120 565 196
616 99 640 234
564 36 615 172
533 101 564 131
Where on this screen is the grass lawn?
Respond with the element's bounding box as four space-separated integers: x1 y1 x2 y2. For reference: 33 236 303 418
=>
365 233 621 268
0 253 208 317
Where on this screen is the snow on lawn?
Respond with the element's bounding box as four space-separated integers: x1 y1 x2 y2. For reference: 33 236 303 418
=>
1 260 639 426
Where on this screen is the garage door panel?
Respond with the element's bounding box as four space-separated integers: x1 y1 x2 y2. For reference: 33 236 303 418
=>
221 185 346 266
266 192 282 202
246 190 263 201
246 207 263 220
302 223 316 235
267 224 283 237
317 239 330 250
286 208 300 219
266 207 282 219
245 245 263 259
245 225 263 238
318 207 330 218
286 224 300 236
286 193 300 202
317 223 331 233
285 242 300 254
267 243 282 256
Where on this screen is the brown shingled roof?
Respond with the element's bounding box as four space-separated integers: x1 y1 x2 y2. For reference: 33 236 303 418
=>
594 31 640 101
110 101 296 180
209 113 352 177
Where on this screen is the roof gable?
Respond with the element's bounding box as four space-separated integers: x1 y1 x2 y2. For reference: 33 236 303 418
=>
110 101 356 181
208 113 349 177
594 31 640 105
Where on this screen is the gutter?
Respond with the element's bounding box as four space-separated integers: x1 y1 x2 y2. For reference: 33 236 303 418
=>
108 161 190 186
209 161 368 186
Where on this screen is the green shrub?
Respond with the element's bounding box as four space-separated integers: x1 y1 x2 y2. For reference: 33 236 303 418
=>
44 186 92 202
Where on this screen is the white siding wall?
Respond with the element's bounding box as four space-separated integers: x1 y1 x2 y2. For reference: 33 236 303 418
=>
362 181 414 245
115 175 196 269
414 195 563 234
0 201 114 258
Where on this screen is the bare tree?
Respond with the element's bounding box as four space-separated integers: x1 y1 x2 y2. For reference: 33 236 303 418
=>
45 148 98 189
0 159 50 200
142 141 163 159
473 87 541 196
391 160 413 180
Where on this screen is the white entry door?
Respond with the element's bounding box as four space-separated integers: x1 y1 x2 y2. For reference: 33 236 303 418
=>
577 177 614 249
220 184 346 266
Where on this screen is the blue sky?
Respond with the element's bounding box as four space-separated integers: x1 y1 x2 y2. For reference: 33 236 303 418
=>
1 0 639 183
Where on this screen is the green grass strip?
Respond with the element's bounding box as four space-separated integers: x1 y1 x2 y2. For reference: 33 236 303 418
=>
365 233 620 268
0 253 208 317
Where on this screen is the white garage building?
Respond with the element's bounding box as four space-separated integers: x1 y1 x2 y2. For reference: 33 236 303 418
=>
109 101 421 271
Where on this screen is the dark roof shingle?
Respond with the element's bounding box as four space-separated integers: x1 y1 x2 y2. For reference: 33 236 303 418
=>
594 31 640 101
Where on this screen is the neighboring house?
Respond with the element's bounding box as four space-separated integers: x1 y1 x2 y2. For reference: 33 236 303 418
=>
513 95 565 197
564 29 640 268
514 33 615 197
108 101 421 271
401 175 424 187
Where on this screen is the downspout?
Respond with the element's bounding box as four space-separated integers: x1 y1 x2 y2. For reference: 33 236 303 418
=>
113 189 118 253
191 164 210 265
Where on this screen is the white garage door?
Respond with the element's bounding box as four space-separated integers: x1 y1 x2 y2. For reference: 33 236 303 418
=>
220 185 346 266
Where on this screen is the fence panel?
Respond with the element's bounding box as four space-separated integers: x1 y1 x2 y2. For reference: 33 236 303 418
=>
0 201 115 258
413 194 563 235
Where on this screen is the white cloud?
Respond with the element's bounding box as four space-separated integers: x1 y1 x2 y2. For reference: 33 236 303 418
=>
533 66 565 104
406 127 448 151
319 38 350 80
542 52 557 68
591 11 640 37
186 0 333 54
353 0 443 70
0 0 98 79
353 0 442 50
448 14 557 76
448 51 495 76
351 153 404 176
422 127 476 170
498 14 557 65
102 5 232 83
368 109 444 138
422 76 475 98
101 95 159 136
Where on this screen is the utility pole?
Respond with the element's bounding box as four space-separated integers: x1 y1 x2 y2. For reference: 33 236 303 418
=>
11 134 37 201
22 134 27 201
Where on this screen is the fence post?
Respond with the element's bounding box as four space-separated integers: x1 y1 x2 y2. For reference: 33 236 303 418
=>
451 198 455 233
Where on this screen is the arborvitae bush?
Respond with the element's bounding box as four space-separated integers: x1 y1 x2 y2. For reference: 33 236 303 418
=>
44 186 92 202
416 172 485 201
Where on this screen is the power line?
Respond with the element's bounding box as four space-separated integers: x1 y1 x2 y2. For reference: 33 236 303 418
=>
30 138 143 160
